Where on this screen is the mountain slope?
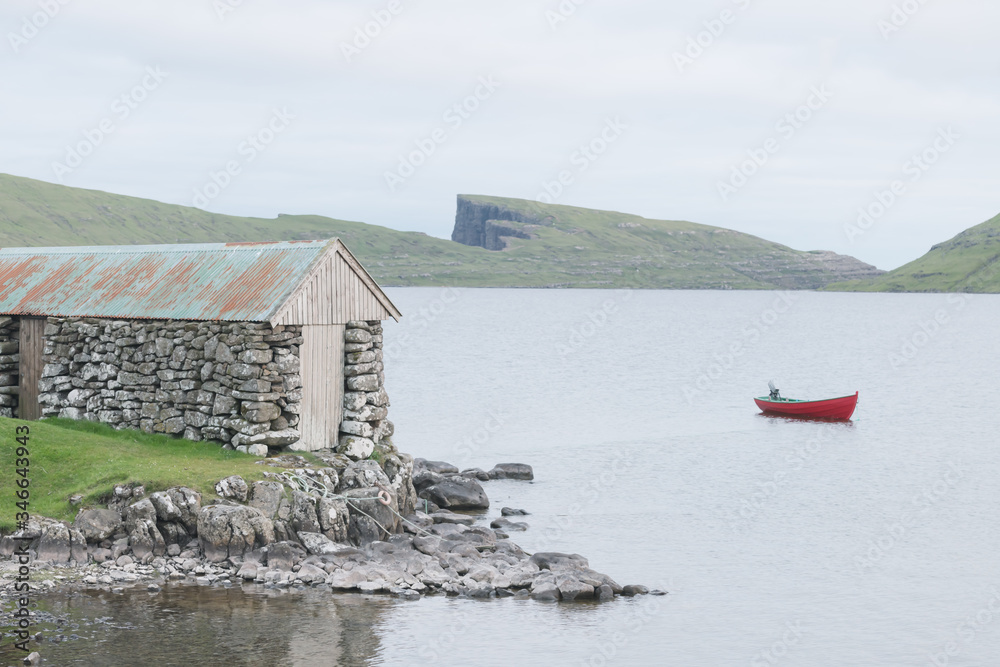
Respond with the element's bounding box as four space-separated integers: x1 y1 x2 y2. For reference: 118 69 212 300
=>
828 213 1000 292
0 173 881 289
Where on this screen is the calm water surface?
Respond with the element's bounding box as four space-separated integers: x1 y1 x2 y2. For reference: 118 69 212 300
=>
4 289 999 666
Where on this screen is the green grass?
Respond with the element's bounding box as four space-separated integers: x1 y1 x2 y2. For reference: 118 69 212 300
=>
828 212 1000 293
0 417 272 532
0 173 880 290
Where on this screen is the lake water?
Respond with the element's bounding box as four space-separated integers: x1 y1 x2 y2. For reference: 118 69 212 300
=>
4 289 1000 666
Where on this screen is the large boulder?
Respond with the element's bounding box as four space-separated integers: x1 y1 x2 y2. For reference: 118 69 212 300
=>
383 453 418 518
73 509 122 543
343 487 398 545
338 460 391 492
297 532 346 556
414 459 459 474
316 497 350 543
149 487 201 533
419 477 490 510
123 498 166 560
489 463 534 481
197 504 275 562
248 481 285 519
215 476 249 502
36 522 72 563
289 491 321 536
530 552 589 571
338 435 374 461
265 541 305 571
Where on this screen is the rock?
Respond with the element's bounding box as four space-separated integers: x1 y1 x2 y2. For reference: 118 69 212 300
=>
316 497 350 543
237 562 258 581
297 532 343 556
597 584 615 601
414 459 459 474
266 541 304 571
343 488 398 545
346 374 379 392
489 463 534 480
249 481 284 518
247 429 300 447
197 505 275 562
296 563 328 584
531 582 560 602
340 420 374 438
430 512 475 526
461 468 491 482
490 517 528 532
228 363 260 380
622 584 649 597
215 475 250 502
161 487 201 532
248 444 269 457
343 392 367 411
366 388 389 407
339 460 391 491
530 552 589 571
419 478 489 511
556 575 595 601
242 401 281 423
73 509 122 542
338 435 374 461
123 499 165 560
501 507 529 516
36 522 72 563
344 329 372 344
90 547 113 563
412 469 443 491
289 491 321 535
24 652 41 666
328 568 367 590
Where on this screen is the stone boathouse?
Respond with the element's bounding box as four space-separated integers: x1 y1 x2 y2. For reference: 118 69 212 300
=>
0 239 401 458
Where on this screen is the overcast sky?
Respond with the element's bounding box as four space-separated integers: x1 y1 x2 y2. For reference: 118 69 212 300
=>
3 0 998 270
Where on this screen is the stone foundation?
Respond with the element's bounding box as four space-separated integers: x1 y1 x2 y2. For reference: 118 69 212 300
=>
0 317 18 418
337 320 393 460
25 317 304 450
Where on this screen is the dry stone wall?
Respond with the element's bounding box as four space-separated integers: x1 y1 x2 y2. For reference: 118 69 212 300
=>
0 317 19 418
35 317 304 451
338 320 394 460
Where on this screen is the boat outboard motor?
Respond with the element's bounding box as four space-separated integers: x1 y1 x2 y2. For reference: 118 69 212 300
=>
768 380 780 400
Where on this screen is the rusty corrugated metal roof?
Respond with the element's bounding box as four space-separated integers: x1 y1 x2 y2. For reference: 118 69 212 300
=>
0 240 336 322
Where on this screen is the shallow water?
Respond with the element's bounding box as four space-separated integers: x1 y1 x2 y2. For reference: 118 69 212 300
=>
4 289 999 666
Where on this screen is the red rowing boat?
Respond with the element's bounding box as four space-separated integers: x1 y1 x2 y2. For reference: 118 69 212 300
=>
754 389 858 420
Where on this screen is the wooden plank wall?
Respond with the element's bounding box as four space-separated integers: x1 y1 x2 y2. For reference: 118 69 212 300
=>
17 317 44 421
299 324 344 451
274 252 392 326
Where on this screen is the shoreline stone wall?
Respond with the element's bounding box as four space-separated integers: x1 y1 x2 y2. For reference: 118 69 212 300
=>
0 317 19 418
27 317 304 452
338 320 393 461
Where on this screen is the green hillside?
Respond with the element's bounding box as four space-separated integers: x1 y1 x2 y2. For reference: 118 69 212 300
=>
828 213 1000 293
449 194 882 289
0 173 880 289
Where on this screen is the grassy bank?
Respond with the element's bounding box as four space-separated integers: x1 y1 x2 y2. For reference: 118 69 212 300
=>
0 418 271 532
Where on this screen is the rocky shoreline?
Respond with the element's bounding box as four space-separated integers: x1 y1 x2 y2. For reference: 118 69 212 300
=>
1 453 654 610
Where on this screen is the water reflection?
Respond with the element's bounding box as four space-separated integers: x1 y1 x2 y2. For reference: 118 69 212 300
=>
1 584 392 666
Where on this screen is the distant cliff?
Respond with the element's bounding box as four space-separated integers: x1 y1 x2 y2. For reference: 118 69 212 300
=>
451 197 535 250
